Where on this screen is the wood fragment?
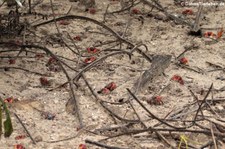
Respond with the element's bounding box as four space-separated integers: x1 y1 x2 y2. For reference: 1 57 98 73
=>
191 0 204 32
133 54 172 94
211 123 218 149
141 0 192 27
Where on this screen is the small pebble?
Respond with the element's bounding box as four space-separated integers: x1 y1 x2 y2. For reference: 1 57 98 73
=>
34 135 43 142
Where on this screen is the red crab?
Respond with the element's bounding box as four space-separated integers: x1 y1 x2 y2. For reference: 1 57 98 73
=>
35 53 45 59
14 144 25 149
84 56 96 64
97 82 117 94
79 144 87 149
105 82 117 91
47 57 57 65
182 9 193 15
4 97 14 103
9 58 16 64
179 57 188 65
97 87 110 94
132 8 140 14
40 77 51 86
204 32 216 38
87 47 99 54
58 20 70 25
171 75 184 85
15 135 27 140
73 36 82 41
89 8 96 14
147 96 163 105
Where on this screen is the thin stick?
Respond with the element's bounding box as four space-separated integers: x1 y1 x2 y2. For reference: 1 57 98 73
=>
189 89 204 118
193 83 213 122
0 67 45 76
210 123 218 149
85 139 129 149
49 0 61 36
104 126 225 141
94 123 132 132
14 113 36 144
44 125 91 143
103 4 109 22
200 140 214 149
28 0 31 13
109 0 140 14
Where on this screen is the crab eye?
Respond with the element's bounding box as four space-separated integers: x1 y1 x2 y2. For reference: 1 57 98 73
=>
90 47 95 51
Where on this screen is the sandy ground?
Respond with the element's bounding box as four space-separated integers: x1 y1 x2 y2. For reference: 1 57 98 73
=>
1 0 225 148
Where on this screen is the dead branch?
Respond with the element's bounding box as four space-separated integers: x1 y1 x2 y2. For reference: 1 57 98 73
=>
14 113 36 144
33 15 152 63
85 139 129 149
193 83 213 122
127 88 191 129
